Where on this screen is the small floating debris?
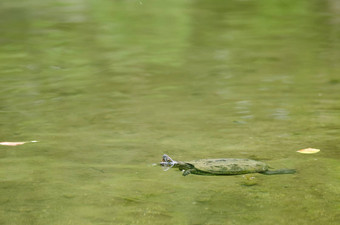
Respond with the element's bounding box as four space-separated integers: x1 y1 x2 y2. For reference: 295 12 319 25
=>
242 174 256 180
241 174 257 186
0 141 38 146
297 148 320 154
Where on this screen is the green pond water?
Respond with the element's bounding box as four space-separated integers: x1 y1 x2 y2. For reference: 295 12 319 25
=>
0 0 339 224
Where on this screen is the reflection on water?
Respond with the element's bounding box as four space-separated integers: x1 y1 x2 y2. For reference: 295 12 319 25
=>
0 0 339 224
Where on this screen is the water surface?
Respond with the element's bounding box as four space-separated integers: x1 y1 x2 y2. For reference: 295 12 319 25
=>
0 0 339 224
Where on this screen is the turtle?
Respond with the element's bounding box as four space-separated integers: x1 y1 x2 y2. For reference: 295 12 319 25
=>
159 154 296 176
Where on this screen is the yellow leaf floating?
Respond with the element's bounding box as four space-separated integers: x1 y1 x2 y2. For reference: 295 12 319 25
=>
297 148 320 154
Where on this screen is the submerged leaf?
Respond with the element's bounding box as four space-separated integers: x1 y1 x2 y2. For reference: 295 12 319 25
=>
297 148 320 154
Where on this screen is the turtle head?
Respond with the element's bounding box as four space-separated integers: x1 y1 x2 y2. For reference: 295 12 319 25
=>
160 154 178 171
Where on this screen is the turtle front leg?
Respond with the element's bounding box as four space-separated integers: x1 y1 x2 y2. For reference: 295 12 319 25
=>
182 169 195 176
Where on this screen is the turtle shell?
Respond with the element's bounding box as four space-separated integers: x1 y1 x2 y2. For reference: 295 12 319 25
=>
187 158 268 175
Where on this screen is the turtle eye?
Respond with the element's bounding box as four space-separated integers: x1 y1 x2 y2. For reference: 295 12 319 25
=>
162 155 170 162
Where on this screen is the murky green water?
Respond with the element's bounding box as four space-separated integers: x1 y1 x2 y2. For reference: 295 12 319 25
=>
0 0 339 224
